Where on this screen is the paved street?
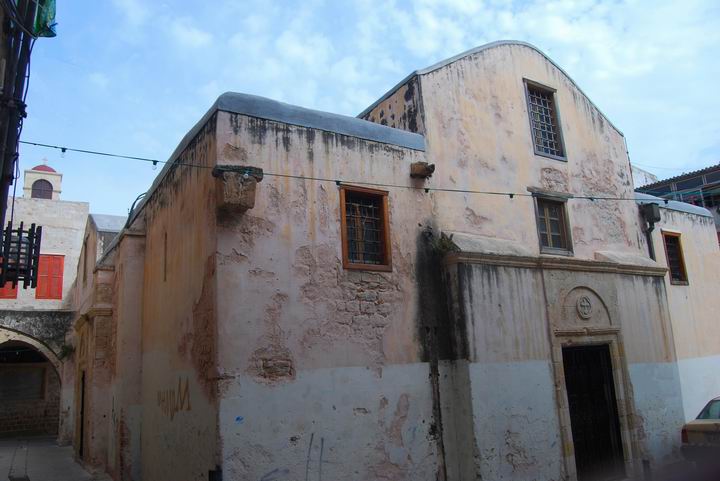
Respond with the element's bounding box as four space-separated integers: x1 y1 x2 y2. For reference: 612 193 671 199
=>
0 437 109 481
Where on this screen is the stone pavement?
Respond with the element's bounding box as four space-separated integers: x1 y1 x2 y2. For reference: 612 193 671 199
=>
0 436 109 481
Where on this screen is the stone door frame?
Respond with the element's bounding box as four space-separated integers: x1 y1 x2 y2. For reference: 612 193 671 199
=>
550 328 639 481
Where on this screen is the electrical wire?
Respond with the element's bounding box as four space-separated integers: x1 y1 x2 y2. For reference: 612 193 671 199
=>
18 139 712 203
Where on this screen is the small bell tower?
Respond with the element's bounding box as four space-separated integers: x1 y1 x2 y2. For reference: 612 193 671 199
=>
23 159 62 200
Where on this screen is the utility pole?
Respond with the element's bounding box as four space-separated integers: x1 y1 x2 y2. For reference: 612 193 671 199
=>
0 0 35 228
0 0 55 288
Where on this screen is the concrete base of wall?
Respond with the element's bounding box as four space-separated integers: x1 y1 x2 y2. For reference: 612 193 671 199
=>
677 354 720 421
628 362 685 467
469 360 563 481
219 363 439 480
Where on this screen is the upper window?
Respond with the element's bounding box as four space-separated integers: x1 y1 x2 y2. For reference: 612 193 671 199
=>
662 232 688 284
536 197 572 253
30 179 53 199
36 254 64 300
340 186 392 271
525 81 565 160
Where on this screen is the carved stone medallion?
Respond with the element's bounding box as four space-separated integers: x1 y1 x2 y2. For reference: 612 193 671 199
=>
576 296 593 320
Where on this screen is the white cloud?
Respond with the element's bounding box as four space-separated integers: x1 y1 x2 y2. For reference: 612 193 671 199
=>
88 72 109 90
111 0 150 26
166 17 213 48
39 0 720 215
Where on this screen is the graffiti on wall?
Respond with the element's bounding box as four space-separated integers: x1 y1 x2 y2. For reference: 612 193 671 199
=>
157 376 192 420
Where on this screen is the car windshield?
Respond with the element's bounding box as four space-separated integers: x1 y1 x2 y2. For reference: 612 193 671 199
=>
698 400 720 419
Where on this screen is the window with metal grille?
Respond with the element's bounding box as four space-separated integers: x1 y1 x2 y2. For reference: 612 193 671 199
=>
536 198 571 252
525 82 565 159
662 233 688 284
340 186 391 271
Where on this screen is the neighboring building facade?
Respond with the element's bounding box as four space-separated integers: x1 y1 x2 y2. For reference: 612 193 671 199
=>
636 193 720 421
67 41 720 481
631 164 659 189
637 164 720 244
0 164 88 438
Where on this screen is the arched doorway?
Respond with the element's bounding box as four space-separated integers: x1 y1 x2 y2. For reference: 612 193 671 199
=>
0 336 62 437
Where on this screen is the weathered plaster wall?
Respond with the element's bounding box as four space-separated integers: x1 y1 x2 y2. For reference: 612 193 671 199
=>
446 257 684 478
358 43 689 478
140 115 219 481
649 211 720 360
413 43 642 258
444 261 562 480
361 76 426 134
76 308 114 468
68 210 123 469
646 208 720 420
213 112 440 479
1 196 88 310
106 232 145 481
73 221 104 314
58 331 76 445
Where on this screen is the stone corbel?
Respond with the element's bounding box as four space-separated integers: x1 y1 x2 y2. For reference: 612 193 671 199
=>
410 162 435 179
212 165 264 213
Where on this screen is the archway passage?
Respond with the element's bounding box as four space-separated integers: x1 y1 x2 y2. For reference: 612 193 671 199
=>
0 341 61 437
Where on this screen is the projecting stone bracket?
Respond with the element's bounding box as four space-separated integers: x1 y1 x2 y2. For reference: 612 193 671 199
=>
410 161 435 179
212 165 264 213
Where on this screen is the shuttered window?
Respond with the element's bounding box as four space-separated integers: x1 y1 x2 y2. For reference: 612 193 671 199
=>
0 282 17 299
35 255 64 299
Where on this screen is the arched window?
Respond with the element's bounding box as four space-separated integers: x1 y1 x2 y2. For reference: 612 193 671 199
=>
31 179 53 199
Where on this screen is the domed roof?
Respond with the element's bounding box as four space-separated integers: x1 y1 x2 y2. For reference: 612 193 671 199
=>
31 164 56 172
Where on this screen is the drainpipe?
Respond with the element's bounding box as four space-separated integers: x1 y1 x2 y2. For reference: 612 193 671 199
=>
645 222 656 261
640 203 661 260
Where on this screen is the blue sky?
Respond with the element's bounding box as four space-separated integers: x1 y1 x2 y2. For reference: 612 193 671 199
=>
18 0 720 215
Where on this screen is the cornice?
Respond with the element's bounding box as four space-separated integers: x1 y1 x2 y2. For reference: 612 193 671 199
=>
445 252 667 277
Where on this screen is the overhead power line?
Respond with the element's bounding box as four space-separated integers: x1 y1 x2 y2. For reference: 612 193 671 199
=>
19 139 701 203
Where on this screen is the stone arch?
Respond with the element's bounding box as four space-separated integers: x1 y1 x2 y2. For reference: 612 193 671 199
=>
560 286 612 328
0 326 62 377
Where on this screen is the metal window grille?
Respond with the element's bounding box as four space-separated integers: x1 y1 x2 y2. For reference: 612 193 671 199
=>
663 234 687 283
345 192 384 265
537 199 568 250
527 85 564 157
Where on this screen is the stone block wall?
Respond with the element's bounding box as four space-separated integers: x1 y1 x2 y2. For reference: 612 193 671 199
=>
0 362 60 436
